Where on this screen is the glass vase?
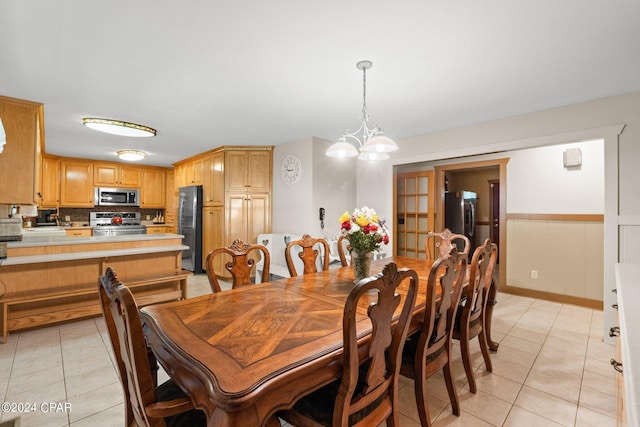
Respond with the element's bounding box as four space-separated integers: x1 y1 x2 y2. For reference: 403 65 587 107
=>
351 250 372 283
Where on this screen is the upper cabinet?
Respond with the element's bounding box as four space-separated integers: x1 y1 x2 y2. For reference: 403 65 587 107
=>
39 155 60 207
0 95 43 204
60 159 94 207
226 150 271 193
94 163 141 188
140 168 166 208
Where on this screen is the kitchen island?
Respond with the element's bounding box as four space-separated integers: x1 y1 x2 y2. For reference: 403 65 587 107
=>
0 233 190 343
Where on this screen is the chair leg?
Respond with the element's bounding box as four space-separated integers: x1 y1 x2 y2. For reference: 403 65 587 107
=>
443 359 460 416
414 362 432 427
459 330 477 394
478 329 493 373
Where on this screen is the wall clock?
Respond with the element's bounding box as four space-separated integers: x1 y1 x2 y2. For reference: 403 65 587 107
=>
280 155 302 185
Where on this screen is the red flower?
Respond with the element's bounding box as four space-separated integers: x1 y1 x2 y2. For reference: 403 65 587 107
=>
341 221 351 231
383 235 389 245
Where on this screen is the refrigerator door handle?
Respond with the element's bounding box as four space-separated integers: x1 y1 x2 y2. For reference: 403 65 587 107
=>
468 201 476 237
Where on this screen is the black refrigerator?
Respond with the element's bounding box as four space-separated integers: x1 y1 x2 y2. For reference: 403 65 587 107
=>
444 191 477 258
178 185 203 273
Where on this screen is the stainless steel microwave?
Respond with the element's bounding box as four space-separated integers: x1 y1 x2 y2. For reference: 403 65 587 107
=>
94 187 140 206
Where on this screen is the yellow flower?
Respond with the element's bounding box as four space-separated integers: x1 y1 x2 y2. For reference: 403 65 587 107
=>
371 214 378 223
338 211 351 223
355 214 369 227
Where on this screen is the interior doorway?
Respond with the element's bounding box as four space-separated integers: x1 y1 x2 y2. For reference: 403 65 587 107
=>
435 158 508 288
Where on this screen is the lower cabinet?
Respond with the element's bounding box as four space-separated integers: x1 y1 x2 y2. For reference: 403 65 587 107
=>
65 228 92 237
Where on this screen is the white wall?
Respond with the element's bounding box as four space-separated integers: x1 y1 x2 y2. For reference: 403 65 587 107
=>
273 137 356 239
507 140 604 214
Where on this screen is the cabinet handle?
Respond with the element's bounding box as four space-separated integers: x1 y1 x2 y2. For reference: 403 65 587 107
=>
609 326 620 337
610 358 623 373
612 288 617 293
612 303 618 310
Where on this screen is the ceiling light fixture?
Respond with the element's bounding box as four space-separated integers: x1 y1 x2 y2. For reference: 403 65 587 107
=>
117 150 147 161
326 60 398 160
82 118 156 137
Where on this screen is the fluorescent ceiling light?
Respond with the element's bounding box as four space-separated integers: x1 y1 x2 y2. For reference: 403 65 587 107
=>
83 118 156 137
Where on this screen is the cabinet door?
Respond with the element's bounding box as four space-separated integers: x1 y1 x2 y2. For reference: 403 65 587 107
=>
174 164 187 190
39 155 60 207
140 168 166 208
247 151 271 192
203 206 224 275
60 161 94 207
94 163 118 186
202 153 225 206
225 194 247 244
118 165 141 188
165 170 177 228
246 193 270 244
225 151 248 192
0 96 40 204
192 158 204 185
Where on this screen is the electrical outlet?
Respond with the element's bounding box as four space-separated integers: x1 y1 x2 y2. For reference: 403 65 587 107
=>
65 215 71 222
531 270 538 279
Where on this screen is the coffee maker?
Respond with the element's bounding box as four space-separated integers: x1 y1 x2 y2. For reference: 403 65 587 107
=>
36 209 58 226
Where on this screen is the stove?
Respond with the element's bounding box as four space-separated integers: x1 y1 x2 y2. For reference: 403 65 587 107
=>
90 212 147 236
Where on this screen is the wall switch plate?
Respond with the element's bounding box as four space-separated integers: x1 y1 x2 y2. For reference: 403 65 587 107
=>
65 215 71 222
531 270 538 279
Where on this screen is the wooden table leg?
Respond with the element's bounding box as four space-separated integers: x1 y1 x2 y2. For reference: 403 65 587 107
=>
486 277 500 352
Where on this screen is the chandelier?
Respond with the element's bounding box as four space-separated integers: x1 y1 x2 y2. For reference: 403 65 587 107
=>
326 60 398 160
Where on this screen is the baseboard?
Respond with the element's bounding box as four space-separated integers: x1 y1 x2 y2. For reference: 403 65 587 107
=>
501 284 603 310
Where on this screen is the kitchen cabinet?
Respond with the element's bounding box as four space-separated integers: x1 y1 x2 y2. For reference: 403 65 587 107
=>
38 155 60 207
202 206 224 274
60 160 94 207
146 225 171 234
174 146 272 278
94 163 141 188
226 150 271 193
164 170 177 232
65 228 92 237
203 152 224 206
140 168 166 208
0 96 43 205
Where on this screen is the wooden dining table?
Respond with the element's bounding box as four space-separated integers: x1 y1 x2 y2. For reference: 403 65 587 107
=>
140 255 499 427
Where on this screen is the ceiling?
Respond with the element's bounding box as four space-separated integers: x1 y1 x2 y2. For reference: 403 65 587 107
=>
1 1 639 167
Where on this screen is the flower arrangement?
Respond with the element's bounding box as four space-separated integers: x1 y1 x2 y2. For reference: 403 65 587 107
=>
338 206 390 254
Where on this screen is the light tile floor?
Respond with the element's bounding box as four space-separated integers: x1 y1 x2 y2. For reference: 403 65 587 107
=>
0 274 618 426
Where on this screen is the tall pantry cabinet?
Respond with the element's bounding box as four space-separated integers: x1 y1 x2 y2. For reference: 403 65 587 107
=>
174 146 272 278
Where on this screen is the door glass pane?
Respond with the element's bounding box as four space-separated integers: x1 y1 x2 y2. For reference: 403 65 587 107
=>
406 197 416 213
397 197 405 213
418 195 428 212
418 216 428 231
397 233 405 247
397 179 405 195
418 176 429 193
406 178 416 195
406 217 416 231
406 233 416 250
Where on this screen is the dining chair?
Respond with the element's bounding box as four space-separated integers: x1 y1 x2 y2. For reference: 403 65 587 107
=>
279 262 419 426
205 239 270 293
425 228 471 261
284 234 330 276
453 238 498 393
400 246 467 427
99 267 206 427
337 235 351 267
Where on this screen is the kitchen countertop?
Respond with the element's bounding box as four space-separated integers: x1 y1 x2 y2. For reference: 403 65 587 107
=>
9 232 184 248
614 263 639 427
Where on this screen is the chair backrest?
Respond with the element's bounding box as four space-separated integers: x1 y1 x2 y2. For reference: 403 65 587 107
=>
205 239 270 292
285 234 330 276
99 267 160 427
417 246 467 369
425 228 471 261
335 262 418 426
337 235 351 267
460 238 497 333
